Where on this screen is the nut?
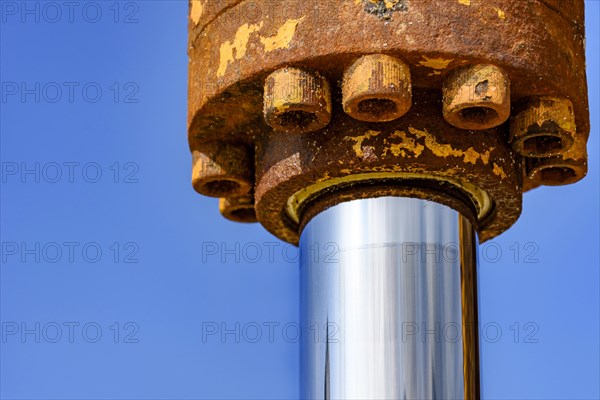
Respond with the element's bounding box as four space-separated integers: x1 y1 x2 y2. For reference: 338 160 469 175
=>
443 64 511 130
342 54 412 122
192 142 253 198
263 67 331 134
510 97 576 157
525 132 587 187
220 194 258 223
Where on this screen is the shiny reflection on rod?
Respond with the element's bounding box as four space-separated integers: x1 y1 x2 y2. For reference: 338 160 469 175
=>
300 197 480 399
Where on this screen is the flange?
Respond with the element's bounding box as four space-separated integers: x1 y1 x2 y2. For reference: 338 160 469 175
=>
187 0 589 244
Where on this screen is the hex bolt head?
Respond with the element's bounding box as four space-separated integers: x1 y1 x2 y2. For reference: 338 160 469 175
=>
510 97 576 157
219 193 257 223
263 67 331 134
442 64 511 130
342 54 412 122
192 142 253 198
525 131 587 187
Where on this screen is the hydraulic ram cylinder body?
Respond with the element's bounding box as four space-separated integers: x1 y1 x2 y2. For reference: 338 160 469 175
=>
300 197 479 399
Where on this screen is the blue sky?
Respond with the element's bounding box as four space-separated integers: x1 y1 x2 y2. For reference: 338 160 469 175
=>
0 1 598 399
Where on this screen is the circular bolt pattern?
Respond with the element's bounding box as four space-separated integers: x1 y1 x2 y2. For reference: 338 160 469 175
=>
263 67 331 134
220 194 257 223
192 142 253 198
443 64 511 130
525 132 587 186
510 97 576 157
342 54 412 122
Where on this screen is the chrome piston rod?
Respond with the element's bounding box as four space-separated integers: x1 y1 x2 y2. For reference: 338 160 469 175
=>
300 197 480 399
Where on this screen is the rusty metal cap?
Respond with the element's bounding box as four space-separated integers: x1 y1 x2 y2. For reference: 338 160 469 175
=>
263 67 331 134
443 64 511 130
192 143 253 198
342 54 412 122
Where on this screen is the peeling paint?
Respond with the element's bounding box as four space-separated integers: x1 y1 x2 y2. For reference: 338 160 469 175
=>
408 127 493 165
217 22 264 78
385 130 425 158
419 56 453 70
480 151 491 165
260 17 305 52
190 0 203 25
493 163 507 179
347 127 493 166
217 18 304 77
347 130 382 158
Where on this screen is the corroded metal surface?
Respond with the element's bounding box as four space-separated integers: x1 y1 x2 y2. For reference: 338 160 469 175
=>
442 64 511 130
263 67 332 133
219 193 258 223
255 90 520 245
510 97 577 157
191 142 253 197
342 54 412 122
187 0 589 244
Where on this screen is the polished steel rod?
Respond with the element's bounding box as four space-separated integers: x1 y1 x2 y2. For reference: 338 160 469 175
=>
300 197 480 399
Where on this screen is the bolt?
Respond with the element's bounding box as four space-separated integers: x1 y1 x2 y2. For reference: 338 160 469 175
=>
220 193 257 223
510 97 576 157
192 142 253 198
342 54 412 122
525 132 587 187
263 67 332 134
442 64 510 130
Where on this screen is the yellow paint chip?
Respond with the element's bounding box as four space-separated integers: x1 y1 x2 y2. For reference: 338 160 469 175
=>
480 152 490 165
494 8 506 20
348 127 495 166
419 56 453 70
385 130 425 158
190 0 203 25
407 127 493 165
260 17 305 52
458 0 471 5
463 148 480 165
346 130 381 158
217 22 263 77
493 163 507 179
